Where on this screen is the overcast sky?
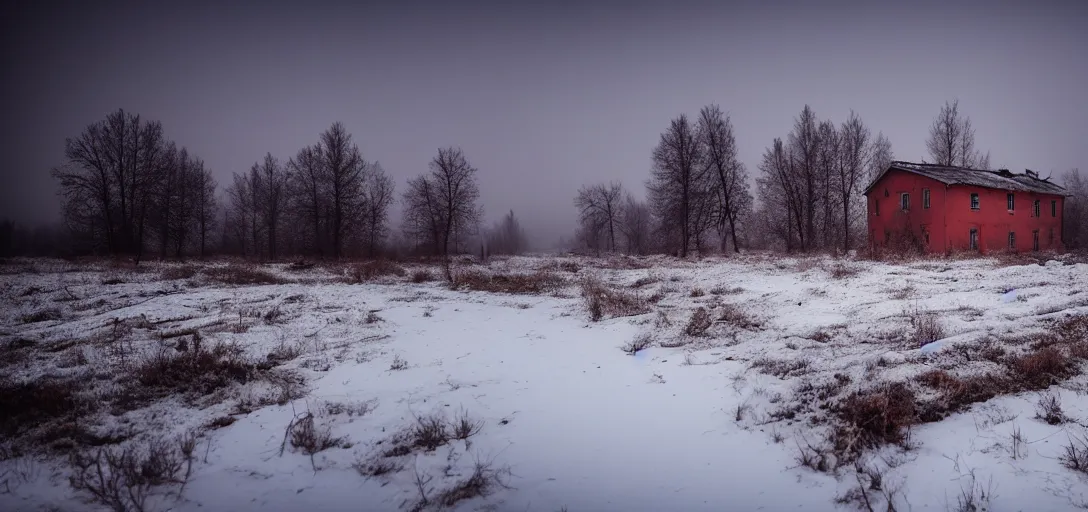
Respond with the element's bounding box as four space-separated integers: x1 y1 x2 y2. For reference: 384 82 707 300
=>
3 0 1086 245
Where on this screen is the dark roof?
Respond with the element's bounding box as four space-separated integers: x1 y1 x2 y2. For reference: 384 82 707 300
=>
864 161 1067 196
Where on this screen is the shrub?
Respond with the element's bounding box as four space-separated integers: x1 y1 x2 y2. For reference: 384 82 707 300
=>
914 370 1008 422
751 358 810 378
453 269 564 294
684 307 712 336
160 265 199 281
0 378 92 440
69 437 192 512
581 277 651 321
389 355 408 371
287 413 346 456
21 307 62 324
631 276 659 288
135 336 255 399
829 263 859 279
410 269 435 283
434 458 511 509
718 303 760 329
349 260 406 283
836 383 916 449
1060 432 1088 474
204 264 286 285
1035 392 1065 425
690 287 705 298
622 333 653 355
908 308 945 346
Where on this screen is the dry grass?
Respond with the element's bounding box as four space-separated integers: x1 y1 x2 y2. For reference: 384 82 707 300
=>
134 335 255 401
581 277 651 321
1035 392 1066 425
410 269 436 283
21 307 62 324
1008 346 1076 389
751 358 811 378
69 438 193 512
836 383 916 449
204 264 286 285
828 263 860 279
718 303 760 330
453 269 565 294
907 308 945 346
1060 431 1088 475
160 265 200 281
0 377 94 445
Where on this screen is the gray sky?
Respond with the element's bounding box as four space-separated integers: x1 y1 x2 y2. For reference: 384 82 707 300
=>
3 0 1086 246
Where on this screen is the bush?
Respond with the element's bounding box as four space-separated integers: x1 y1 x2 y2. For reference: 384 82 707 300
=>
914 370 1008 422
684 307 712 336
581 277 651 321
1035 392 1065 425
21 307 62 324
908 308 945 346
718 303 760 330
836 383 916 449
69 437 193 512
410 269 435 283
828 263 860 279
204 264 286 285
135 335 255 399
622 333 652 355
349 260 407 283
160 265 199 281
0 378 92 440
287 413 346 456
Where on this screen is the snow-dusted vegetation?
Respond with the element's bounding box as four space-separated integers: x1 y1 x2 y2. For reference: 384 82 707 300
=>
2 253 1087 511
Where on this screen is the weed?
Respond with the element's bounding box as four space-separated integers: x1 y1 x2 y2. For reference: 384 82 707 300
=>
684 307 712 336
204 264 286 285
1034 392 1065 425
349 260 407 283
718 303 760 329
390 355 409 371
21 307 62 324
1060 431 1088 474
410 269 435 283
690 287 705 297
581 277 651 321
907 307 944 346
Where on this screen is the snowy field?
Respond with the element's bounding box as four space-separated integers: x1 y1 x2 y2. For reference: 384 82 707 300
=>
1 253 1087 512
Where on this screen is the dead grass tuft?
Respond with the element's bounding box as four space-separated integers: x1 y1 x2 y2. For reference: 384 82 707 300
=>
69 436 193 512
684 307 712 336
751 358 811 378
718 303 760 330
410 269 436 283
1035 392 1066 425
434 458 512 509
581 277 651 321
829 263 860 279
1008 346 1076 389
907 308 945 346
836 383 916 450
1060 431 1088 475
134 335 255 400
287 413 347 456
160 265 200 281
0 377 94 442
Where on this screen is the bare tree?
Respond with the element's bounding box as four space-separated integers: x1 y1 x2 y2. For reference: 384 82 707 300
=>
868 131 894 183
649 114 704 257
926 100 988 169
402 147 482 278
618 194 652 255
318 122 368 259
194 163 217 258
53 109 169 260
361 162 395 257
836 111 871 252
252 153 287 260
697 105 752 253
486 210 528 255
757 138 805 252
574 182 624 253
286 144 327 257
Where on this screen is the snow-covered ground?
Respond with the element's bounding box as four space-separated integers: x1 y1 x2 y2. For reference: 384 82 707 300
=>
1 254 1087 511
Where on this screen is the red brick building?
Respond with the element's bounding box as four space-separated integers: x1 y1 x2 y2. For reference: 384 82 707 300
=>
864 162 1067 253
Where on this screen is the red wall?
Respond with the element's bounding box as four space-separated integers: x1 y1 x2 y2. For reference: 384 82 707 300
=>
866 169 1064 253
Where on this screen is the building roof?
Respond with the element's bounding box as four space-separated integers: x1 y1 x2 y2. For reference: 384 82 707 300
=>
864 161 1067 196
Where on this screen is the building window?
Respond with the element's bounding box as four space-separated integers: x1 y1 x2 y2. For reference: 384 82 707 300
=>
1008 231 1016 250
923 189 931 209
900 193 910 211
1052 200 1057 217
971 193 980 210
1033 200 1040 217
969 228 979 250
884 189 889 198
1033 230 1039 252
1007 193 1015 211
1049 228 1055 246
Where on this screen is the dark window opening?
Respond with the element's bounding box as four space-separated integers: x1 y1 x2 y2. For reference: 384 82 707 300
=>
1033 200 1040 217
970 193 980 210
1052 200 1057 217
969 228 979 250
1008 231 1016 250
1049 228 1055 246
884 189 889 198
1007 193 1015 211
1032 230 1039 252
923 189 930 209
900 193 910 211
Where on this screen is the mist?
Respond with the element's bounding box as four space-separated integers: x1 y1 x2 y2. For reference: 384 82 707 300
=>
2 0 1086 250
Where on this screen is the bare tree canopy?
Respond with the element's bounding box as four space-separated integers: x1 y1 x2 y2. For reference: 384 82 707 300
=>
697 105 753 253
402 147 482 275
1064 169 1088 250
648 114 704 257
925 100 990 169
574 182 624 254
617 194 653 255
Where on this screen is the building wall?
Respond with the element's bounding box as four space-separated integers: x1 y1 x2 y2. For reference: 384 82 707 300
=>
866 170 948 251
944 186 1064 252
866 170 1065 253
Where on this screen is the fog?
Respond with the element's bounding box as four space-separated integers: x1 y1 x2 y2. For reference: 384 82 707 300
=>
3 0 1086 248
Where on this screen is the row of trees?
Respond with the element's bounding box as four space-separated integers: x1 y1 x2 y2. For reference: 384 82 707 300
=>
222 123 396 260
52 110 218 261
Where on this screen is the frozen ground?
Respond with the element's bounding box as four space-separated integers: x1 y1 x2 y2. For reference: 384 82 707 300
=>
1 253 1087 511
